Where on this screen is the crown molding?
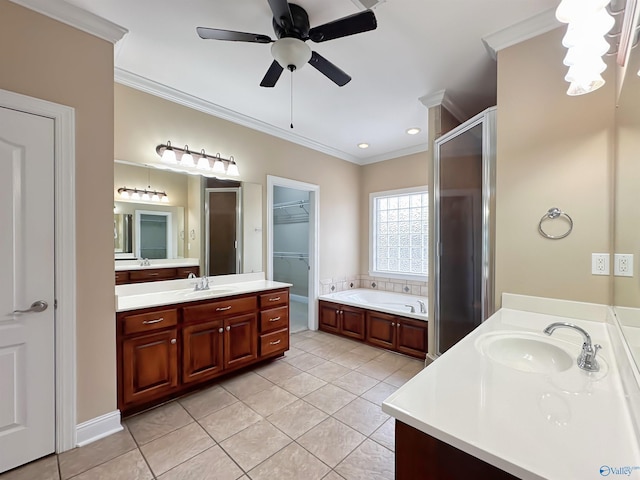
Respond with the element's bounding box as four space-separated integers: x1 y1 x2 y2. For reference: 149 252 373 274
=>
9 0 128 44
115 67 420 166
482 8 560 60
419 89 466 122
357 143 428 165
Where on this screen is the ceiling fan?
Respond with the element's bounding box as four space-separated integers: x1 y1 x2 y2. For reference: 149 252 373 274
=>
196 0 377 87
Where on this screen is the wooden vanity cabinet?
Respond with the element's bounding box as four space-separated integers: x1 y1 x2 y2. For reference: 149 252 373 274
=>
117 288 288 415
119 308 180 406
396 421 518 480
318 301 365 340
366 311 428 359
115 266 199 285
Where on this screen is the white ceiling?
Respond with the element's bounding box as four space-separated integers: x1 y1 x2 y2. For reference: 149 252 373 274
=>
39 0 560 164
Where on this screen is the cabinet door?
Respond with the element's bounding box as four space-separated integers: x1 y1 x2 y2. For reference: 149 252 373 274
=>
182 319 224 384
319 301 340 333
224 313 258 370
366 311 396 350
340 306 366 340
397 318 428 359
122 329 178 406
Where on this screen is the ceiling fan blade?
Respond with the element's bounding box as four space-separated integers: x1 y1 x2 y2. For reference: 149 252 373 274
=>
267 0 294 29
308 10 376 42
308 51 351 87
260 60 284 87
196 27 272 43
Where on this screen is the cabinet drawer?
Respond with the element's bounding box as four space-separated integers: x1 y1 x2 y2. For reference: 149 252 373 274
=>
260 307 289 333
177 266 199 278
183 296 257 323
129 268 177 282
122 309 178 335
115 271 130 285
260 328 289 357
259 290 288 308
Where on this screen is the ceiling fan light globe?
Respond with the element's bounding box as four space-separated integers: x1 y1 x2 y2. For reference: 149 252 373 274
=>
271 38 311 71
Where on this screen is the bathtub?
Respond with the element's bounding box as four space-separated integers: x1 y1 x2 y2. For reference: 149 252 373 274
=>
318 288 427 322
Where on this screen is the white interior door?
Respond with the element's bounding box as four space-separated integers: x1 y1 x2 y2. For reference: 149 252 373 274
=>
0 107 56 473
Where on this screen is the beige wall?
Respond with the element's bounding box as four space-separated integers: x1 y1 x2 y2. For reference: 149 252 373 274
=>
613 50 640 308
114 84 361 280
0 2 116 422
359 152 429 273
495 27 615 308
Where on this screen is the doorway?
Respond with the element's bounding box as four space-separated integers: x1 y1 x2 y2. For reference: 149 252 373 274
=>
267 176 319 331
205 187 241 275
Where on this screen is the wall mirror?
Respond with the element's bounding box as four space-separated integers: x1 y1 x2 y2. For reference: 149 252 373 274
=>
114 160 263 275
613 47 640 372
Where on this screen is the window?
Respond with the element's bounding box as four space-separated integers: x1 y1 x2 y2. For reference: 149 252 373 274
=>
370 187 428 280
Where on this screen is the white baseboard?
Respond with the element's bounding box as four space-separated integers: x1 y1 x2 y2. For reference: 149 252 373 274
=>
290 294 309 304
76 410 123 447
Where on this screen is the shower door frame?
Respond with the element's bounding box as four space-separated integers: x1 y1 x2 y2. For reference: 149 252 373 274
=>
433 107 496 356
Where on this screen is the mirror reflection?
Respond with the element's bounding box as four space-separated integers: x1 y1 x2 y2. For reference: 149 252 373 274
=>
614 48 640 372
114 161 263 275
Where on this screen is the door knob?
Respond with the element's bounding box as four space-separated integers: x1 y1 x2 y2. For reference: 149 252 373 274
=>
13 300 48 314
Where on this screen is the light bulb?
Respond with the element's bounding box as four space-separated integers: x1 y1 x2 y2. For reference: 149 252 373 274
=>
567 75 605 95
119 189 129 199
151 193 160 202
556 0 611 23
142 191 150 201
131 191 140 200
562 11 614 48
161 195 169 203
197 150 210 170
212 156 225 173
227 158 239 177
161 141 177 164
181 146 194 167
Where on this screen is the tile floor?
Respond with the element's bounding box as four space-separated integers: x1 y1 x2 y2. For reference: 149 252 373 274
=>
1 330 424 480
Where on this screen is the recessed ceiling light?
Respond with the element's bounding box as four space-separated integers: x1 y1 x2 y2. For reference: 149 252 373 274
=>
358 143 369 149
406 127 421 135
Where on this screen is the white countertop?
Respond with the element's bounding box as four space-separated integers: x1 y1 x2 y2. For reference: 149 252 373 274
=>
115 258 199 271
382 294 640 480
115 273 291 312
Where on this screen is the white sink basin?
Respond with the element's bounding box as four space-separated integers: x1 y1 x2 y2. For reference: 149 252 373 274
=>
476 333 574 374
179 287 237 299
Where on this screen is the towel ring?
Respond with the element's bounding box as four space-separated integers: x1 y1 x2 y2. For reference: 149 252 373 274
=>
538 208 573 239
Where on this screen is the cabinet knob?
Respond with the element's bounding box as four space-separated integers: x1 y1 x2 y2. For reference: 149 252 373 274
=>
226 325 231 331
391 323 395 327
218 328 224 333
170 338 176 344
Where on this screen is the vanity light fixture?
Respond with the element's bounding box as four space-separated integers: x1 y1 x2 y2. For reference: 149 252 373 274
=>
555 0 614 95
406 127 421 135
156 142 240 177
117 186 169 203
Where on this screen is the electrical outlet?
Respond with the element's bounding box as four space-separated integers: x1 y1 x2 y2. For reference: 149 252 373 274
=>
614 254 634 277
592 253 610 275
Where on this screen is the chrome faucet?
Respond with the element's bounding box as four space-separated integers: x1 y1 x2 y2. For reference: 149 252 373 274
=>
193 275 209 291
417 300 426 314
405 304 415 313
139 258 150 267
543 322 602 372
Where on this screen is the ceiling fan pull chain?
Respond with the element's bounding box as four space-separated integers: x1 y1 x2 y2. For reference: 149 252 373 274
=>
290 72 294 129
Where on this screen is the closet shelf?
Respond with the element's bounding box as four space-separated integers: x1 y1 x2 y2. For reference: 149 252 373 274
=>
273 200 309 224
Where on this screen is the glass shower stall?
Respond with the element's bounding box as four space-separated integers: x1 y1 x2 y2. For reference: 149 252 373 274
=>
434 107 496 356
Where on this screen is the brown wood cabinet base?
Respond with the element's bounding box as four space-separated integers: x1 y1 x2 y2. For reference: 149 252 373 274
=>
318 300 428 359
117 288 289 416
395 421 519 480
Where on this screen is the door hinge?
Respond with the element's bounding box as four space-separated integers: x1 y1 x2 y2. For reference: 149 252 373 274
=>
54 299 58 309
